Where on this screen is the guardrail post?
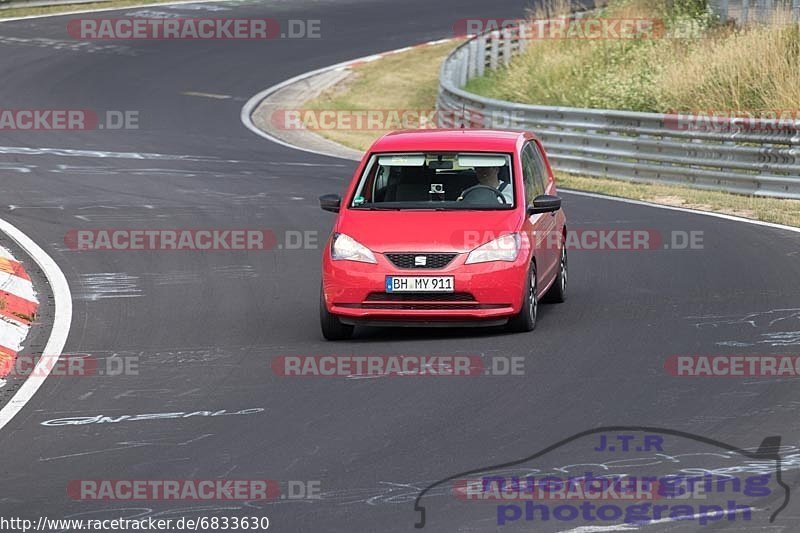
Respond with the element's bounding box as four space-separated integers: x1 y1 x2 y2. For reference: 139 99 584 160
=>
741 0 749 25
467 39 478 80
488 30 500 70
518 23 528 54
756 0 766 23
458 48 468 88
721 0 729 23
502 27 513 67
476 34 486 77
708 0 728 22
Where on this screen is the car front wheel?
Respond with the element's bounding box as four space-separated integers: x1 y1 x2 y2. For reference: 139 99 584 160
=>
507 263 537 332
543 246 567 303
320 287 354 340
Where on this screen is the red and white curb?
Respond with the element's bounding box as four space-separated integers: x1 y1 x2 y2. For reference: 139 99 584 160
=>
0 218 71 432
0 245 39 384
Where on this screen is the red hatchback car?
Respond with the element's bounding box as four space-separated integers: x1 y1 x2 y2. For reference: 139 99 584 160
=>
318 129 567 340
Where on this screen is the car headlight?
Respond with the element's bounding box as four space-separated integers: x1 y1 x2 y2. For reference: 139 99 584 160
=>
331 233 377 264
465 233 521 264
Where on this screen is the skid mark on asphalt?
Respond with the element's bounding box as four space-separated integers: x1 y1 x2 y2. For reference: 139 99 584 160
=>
68 208 233 223
39 407 265 427
0 145 348 166
717 332 800 347
124 9 181 18
211 265 258 279
103 347 233 366
164 2 231 11
52 164 263 180
0 36 136 55
147 271 203 286
687 308 800 347
39 433 215 462
0 162 34 173
75 273 141 301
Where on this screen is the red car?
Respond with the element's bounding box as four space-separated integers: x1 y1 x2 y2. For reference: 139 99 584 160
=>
318 129 567 340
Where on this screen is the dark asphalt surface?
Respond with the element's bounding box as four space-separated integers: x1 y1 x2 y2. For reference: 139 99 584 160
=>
0 1 799 531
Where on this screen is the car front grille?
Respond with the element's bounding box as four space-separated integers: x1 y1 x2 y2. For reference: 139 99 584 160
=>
385 253 457 269
365 292 475 302
345 292 508 310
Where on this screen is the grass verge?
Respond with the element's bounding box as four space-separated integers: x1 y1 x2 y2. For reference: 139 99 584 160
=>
558 175 800 227
304 41 461 151
465 0 800 113
302 27 800 228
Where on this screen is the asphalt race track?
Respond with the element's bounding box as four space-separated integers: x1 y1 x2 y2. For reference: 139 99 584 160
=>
1 0 800 531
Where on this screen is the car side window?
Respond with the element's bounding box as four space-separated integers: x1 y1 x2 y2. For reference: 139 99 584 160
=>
372 166 387 200
530 142 549 194
521 143 544 204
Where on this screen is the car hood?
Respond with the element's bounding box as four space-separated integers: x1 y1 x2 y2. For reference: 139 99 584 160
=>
336 209 523 253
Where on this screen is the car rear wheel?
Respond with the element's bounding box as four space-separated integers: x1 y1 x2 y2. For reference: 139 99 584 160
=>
543 246 567 303
320 287 354 340
507 263 537 332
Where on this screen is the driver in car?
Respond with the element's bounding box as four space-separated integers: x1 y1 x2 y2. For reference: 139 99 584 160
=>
475 166 513 204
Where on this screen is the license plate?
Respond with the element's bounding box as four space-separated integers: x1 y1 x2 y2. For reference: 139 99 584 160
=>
385 276 454 293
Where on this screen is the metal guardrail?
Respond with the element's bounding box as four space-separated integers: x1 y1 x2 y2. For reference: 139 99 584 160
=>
437 21 800 198
710 0 800 24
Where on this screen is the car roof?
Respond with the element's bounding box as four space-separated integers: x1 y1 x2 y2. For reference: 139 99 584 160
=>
368 129 530 153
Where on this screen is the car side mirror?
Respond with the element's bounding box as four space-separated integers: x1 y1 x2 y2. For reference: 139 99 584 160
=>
527 194 561 215
319 194 342 213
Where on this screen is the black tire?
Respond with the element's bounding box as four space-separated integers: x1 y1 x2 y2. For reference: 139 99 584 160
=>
320 287 354 340
543 245 567 303
507 262 537 332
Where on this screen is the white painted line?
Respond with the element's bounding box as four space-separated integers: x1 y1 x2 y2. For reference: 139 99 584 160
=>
182 91 233 100
426 38 456 45
0 0 235 23
560 189 800 234
0 271 37 303
386 46 412 54
354 54 384 63
0 217 72 431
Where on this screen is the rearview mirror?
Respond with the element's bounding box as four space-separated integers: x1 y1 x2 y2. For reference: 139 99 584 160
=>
319 194 341 213
527 194 561 215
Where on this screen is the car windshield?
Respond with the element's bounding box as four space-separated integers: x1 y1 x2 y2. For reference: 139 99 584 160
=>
350 152 515 209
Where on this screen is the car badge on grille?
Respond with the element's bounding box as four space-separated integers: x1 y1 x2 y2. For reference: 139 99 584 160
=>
414 256 427 266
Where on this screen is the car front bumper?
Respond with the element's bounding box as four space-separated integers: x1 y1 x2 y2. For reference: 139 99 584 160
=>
321 250 528 324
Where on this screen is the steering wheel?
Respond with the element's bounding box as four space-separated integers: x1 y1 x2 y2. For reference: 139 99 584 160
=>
458 184 507 204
